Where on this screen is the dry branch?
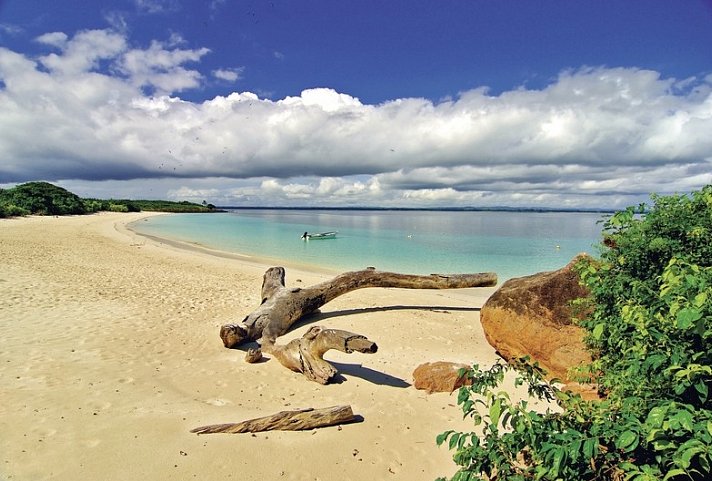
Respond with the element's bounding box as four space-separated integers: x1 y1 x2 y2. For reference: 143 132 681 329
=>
265 325 378 384
220 267 497 348
190 405 355 434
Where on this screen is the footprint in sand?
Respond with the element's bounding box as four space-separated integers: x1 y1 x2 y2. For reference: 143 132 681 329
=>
87 401 112 411
35 428 58 438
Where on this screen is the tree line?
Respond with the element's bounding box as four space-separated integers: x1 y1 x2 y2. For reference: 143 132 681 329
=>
0 181 219 217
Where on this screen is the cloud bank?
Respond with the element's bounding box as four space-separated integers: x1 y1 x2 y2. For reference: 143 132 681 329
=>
1 28 710 208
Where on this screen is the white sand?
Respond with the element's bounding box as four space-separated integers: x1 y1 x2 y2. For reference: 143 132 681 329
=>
0 212 517 481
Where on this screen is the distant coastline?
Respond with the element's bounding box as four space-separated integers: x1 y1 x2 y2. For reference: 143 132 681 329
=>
217 205 616 214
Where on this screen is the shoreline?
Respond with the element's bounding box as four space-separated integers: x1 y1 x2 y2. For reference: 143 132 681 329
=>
1 212 519 481
124 212 502 300
124 212 345 278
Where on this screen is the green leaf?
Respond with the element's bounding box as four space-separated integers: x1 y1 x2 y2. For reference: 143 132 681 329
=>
489 398 502 427
583 437 599 459
616 431 640 453
448 432 461 450
676 307 702 329
593 323 605 339
695 380 709 402
436 430 453 446
680 445 704 469
549 448 565 478
569 439 582 462
672 410 694 431
662 468 688 481
645 406 668 428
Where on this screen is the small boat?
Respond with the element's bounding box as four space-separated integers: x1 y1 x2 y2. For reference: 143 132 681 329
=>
301 231 337 240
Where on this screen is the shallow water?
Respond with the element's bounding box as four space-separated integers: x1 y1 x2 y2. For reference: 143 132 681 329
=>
131 209 606 281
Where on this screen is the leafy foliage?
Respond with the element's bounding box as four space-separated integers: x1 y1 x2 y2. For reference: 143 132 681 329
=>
0 182 219 217
0 181 87 215
92 198 218 213
439 185 712 481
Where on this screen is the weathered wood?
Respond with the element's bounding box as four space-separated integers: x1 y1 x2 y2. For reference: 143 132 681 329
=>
264 326 378 384
190 405 355 434
220 267 497 348
244 348 263 363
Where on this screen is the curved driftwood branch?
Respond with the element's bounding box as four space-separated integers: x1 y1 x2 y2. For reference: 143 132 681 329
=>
191 405 355 434
263 326 378 384
220 267 497 348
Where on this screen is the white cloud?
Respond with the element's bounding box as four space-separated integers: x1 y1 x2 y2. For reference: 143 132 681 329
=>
1 28 711 209
212 67 243 82
35 32 69 48
134 0 179 14
38 29 126 75
119 39 210 94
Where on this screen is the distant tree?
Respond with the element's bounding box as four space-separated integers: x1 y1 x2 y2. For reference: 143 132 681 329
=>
0 182 86 215
108 203 129 212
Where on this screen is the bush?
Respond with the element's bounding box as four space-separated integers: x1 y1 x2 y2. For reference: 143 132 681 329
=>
108 203 129 212
1 204 31 217
83 199 105 213
0 181 86 215
438 185 712 481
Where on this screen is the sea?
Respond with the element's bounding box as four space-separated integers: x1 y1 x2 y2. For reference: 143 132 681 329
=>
129 209 608 283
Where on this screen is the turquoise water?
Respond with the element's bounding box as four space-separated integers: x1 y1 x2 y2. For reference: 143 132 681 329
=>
131 209 607 282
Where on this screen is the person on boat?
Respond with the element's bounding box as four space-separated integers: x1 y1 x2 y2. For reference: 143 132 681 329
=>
302 232 309 240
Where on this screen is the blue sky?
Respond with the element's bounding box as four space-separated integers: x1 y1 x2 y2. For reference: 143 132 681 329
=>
1 0 711 208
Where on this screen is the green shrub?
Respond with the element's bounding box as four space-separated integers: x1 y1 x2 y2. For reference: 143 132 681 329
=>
438 185 712 481
0 181 86 215
0 202 32 217
83 199 105 213
108 203 129 212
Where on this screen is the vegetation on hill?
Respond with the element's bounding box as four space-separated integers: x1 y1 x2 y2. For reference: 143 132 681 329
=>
0 182 218 218
0 181 86 216
438 185 712 481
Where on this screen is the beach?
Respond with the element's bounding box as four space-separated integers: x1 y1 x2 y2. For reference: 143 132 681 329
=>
1 212 524 481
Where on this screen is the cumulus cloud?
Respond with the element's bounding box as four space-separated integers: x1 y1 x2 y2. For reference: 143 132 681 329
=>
0 27 711 208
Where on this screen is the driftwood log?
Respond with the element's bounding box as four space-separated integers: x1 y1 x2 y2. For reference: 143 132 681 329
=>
269 325 378 384
191 405 356 434
220 267 496 383
220 267 497 348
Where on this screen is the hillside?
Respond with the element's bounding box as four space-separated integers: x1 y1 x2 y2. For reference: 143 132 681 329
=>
0 182 218 217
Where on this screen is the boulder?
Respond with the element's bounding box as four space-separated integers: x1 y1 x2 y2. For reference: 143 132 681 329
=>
480 254 593 389
413 361 472 393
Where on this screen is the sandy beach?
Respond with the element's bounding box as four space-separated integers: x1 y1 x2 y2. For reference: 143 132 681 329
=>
0 212 523 481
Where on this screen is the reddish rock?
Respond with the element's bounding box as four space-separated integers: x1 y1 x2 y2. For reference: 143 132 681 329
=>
413 361 472 393
480 254 593 388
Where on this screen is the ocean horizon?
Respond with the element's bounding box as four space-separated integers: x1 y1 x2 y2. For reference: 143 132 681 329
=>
130 208 607 283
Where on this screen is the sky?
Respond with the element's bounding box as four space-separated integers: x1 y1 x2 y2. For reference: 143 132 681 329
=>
0 0 711 209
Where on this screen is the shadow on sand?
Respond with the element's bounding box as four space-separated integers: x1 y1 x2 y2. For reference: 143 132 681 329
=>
328 361 411 388
299 304 480 323
228 304 482 388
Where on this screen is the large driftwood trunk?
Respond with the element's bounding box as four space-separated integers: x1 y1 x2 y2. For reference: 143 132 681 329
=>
220 267 497 348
